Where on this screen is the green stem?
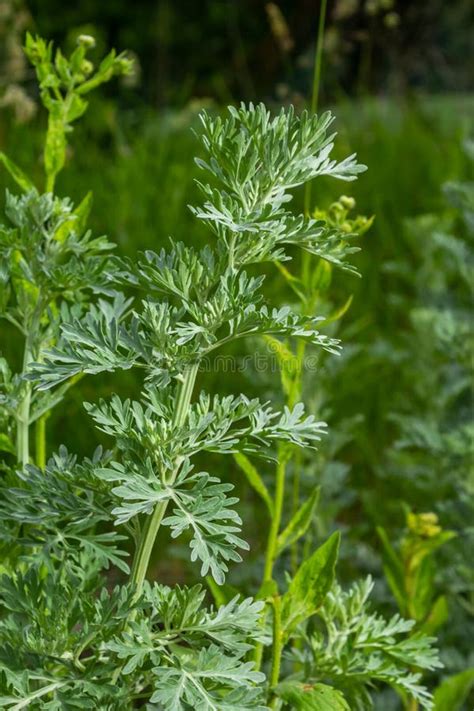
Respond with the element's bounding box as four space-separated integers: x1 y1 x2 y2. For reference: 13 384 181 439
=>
303 0 328 219
263 453 287 583
35 415 47 469
269 595 283 709
110 362 200 687
11 681 67 709
16 328 35 466
16 384 31 466
130 361 200 592
46 174 55 193
16 300 46 466
130 500 169 591
290 448 302 574
289 305 313 572
256 0 329 684
310 0 328 116
254 448 288 670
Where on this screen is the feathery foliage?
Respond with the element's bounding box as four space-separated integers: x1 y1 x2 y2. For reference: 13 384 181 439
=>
0 34 444 710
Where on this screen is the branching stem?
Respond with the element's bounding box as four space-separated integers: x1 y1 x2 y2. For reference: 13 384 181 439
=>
130 361 200 592
11 681 67 709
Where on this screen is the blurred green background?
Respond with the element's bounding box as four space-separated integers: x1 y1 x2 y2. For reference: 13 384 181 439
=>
1 0 473 699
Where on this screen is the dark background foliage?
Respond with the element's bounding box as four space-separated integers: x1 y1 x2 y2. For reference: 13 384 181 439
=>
0 1 473 704
24 0 474 105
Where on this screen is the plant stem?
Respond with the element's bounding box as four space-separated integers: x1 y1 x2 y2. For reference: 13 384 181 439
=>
111 362 200 686
303 0 328 219
16 301 45 467
268 595 283 709
35 415 47 468
46 174 55 193
310 0 328 116
130 499 169 591
16 385 31 466
130 361 200 592
295 0 328 562
254 448 288 670
16 333 34 466
290 449 302 574
263 453 287 583
11 681 67 709
289 337 306 572
261 1 329 681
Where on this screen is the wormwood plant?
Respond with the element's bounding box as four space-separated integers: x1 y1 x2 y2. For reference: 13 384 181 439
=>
0 36 442 710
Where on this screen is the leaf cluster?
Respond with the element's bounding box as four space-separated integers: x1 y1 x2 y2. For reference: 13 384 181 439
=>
296 577 442 710
0 563 267 709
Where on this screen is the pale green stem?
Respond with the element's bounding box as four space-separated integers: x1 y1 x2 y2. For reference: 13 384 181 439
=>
16 329 35 466
11 681 67 710
16 383 31 466
268 595 283 709
16 302 45 466
35 414 47 469
130 361 200 592
110 362 200 686
228 233 236 270
129 499 170 591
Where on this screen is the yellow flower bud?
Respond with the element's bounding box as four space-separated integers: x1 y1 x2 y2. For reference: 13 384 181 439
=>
340 195 356 210
407 512 442 538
